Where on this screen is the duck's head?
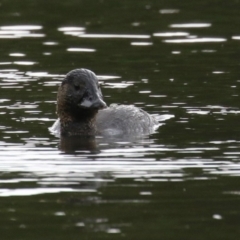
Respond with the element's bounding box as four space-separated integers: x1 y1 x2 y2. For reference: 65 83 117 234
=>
57 68 107 122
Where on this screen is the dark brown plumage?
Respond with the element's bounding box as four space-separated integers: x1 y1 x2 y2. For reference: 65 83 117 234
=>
57 69 106 136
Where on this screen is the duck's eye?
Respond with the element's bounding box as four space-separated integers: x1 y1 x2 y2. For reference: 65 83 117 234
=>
73 79 85 91
74 85 80 91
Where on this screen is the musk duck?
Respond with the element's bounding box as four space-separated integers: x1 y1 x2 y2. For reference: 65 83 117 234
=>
50 68 160 137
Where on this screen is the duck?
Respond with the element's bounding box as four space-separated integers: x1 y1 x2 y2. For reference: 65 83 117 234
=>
49 68 161 137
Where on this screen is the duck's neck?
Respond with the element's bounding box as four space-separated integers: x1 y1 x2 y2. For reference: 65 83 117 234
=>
61 120 96 136
59 112 98 136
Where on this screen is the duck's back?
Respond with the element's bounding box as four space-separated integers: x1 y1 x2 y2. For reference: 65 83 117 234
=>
96 104 159 136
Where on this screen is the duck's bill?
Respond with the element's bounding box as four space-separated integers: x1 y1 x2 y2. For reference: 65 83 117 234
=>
78 98 107 109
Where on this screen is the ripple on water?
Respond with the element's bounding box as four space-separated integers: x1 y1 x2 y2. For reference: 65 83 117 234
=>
159 9 180 14
163 37 227 43
169 23 212 28
0 188 95 197
0 138 238 197
67 47 96 52
0 19 239 199
77 34 151 39
153 32 189 37
131 42 153 46
9 53 26 57
0 25 45 38
58 26 85 36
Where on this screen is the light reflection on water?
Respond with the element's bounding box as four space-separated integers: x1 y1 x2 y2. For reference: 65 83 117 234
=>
0 63 240 196
169 23 212 28
0 25 44 38
0 11 239 201
67 47 96 52
0 134 239 197
78 34 151 39
164 38 227 43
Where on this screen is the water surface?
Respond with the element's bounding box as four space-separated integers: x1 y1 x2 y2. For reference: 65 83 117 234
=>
0 0 240 239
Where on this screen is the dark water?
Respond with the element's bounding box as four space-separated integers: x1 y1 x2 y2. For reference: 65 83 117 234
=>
1 0 240 239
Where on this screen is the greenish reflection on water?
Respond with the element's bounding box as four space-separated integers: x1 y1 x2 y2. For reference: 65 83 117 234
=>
1 178 240 239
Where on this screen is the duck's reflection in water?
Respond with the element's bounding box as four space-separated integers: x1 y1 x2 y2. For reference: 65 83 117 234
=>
59 133 156 153
59 135 98 153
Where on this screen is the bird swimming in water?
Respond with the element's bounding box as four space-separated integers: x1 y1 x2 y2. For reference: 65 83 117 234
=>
49 68 162 137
